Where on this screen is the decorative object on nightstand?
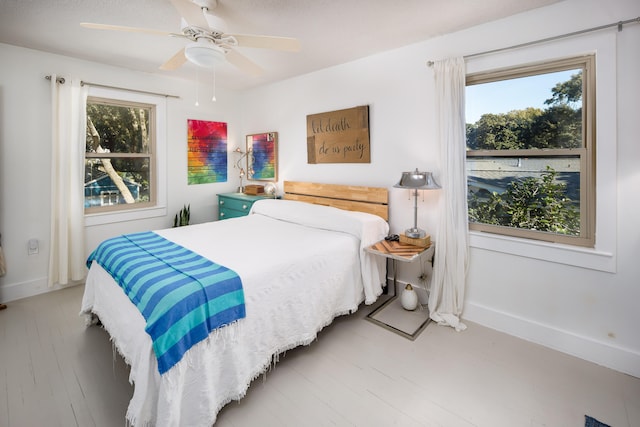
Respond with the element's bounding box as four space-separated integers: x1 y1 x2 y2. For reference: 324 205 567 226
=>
233 146 253 193
393 168 440 239
399 233 431 247
401 284 419 310
244 184 264 195
264 182 278 198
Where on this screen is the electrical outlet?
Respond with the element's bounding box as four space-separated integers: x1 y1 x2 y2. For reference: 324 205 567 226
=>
28 239 39 255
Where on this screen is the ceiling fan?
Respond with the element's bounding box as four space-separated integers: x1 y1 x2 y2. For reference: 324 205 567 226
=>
80 0 301 77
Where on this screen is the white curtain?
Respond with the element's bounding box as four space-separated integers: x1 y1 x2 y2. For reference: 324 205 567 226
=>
49 75 88 287
428 58 469 331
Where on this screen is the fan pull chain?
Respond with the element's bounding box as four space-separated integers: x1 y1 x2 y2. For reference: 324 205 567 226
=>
211 66 217 102
195 67 200 107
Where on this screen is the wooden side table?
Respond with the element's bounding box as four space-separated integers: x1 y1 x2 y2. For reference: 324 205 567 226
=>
365 240 435 340
366 240 434 296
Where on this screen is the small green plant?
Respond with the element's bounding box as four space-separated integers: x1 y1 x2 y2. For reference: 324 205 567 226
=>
173 204 190 227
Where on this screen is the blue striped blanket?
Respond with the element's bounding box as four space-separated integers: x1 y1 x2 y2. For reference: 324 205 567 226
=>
86 231 245 374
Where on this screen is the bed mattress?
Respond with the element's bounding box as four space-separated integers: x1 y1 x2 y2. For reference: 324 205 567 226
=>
81 200 388 426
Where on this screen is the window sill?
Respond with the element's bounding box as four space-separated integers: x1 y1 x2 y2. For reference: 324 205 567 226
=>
85 205 167 227
469 230 615 273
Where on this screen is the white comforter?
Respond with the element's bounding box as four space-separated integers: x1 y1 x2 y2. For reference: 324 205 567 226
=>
81 199 388 426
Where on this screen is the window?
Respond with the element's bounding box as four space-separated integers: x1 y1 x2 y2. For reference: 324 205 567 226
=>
83 86 167 226
466 55 595 247
85 97 155 213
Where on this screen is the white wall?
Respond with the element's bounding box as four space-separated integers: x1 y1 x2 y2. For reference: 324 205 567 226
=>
1 0 638 377
237 0 640 377
459 0 640 378
0 43 243 300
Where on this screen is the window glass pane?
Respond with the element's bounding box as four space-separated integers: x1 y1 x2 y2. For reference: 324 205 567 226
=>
467 156 580 236
84 158 150 208
465 55 594 247
466 69 583 150
86 102 151 154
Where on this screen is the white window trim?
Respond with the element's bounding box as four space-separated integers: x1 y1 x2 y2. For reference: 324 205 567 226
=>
466 31 617 273
84 86 167 226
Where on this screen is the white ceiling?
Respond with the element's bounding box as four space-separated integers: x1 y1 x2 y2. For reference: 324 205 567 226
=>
0 0 562 91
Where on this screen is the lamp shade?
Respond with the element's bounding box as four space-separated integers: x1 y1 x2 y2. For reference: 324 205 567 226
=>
393 168 440 239
393 169 441 190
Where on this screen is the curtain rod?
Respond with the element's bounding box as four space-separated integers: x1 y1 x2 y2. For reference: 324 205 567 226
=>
426 16 640 66
44 75 180 99
81 81 180 99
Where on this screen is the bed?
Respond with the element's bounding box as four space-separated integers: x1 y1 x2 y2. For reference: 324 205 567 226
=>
81 181 389 427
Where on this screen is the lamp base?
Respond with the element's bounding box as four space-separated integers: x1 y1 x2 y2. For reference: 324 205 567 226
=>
404 227 426 239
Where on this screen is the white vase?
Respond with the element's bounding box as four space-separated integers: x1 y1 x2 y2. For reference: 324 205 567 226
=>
401 284 419 311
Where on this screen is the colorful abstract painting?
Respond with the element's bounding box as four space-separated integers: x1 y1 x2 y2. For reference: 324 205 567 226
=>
187 119 227 185
246 132 277 181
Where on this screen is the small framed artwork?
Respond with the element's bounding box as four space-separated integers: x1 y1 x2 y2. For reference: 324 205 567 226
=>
246 132 278 181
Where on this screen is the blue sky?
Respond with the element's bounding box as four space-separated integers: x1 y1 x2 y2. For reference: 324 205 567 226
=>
465 69 577 124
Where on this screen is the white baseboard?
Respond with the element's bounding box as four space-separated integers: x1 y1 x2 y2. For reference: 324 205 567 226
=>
464 301 640 378
0 277 72 303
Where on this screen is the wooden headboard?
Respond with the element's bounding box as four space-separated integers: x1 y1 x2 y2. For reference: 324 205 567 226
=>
283 181 389 221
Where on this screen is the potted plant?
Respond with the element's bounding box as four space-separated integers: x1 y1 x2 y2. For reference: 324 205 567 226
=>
173 204 190 227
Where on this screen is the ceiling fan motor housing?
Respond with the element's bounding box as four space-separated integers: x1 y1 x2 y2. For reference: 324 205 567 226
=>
203 13 227 33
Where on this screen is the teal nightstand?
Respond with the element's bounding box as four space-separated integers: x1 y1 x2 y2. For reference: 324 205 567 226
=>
217 193 271 220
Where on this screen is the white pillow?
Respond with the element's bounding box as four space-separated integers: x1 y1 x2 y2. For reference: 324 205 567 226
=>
250 199 388 246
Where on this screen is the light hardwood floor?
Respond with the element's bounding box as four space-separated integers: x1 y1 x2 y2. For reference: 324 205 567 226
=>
1 285 638 427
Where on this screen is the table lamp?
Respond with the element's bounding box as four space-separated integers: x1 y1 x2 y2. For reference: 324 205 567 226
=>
394 168 441 238
233 147 253 192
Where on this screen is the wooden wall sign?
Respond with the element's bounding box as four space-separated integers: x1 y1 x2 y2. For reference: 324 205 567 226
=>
306 105 370 164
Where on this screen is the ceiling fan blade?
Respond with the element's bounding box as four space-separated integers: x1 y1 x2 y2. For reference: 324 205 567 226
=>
159 48 187 70
229 34 301 52
225 49 263 77
80 22 178 37
170 0 210 29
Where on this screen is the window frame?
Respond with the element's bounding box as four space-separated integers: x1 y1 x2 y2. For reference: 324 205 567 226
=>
466 55 596 247
464 31 617 273
85 96 157 214
84 86 167 226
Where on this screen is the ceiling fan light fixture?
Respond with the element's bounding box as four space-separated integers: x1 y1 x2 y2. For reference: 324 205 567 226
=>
184 41 225 68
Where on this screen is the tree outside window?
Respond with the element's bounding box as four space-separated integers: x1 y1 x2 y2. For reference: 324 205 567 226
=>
465 55 595 247
84 98 156 213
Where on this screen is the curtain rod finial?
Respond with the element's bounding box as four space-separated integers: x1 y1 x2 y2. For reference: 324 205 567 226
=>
45 75 65 84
